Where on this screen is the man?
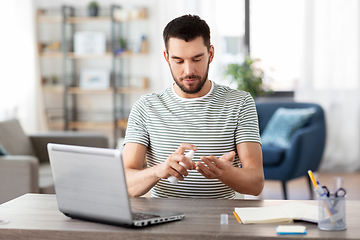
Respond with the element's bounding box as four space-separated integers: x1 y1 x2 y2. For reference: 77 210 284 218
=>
122 14 264 199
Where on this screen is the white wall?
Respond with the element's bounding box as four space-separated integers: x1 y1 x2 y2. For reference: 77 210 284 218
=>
5 0 360 171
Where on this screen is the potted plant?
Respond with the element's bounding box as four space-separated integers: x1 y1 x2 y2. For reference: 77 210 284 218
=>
224 56 271 98
88 1 99 17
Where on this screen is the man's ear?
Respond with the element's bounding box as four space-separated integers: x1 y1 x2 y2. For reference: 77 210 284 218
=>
209 45 215 63
163 50 170 64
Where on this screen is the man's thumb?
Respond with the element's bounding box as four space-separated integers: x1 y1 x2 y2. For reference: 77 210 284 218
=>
219 151 235 162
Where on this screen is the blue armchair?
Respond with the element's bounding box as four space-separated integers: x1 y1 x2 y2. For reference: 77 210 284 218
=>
256 102 326 199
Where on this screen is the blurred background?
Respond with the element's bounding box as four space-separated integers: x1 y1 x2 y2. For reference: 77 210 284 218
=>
0 0 359 200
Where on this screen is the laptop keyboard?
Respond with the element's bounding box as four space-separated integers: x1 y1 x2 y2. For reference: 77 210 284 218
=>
132 212 160 220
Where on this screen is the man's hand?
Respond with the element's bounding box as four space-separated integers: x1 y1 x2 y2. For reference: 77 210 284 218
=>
195 151 236 179
196 142 264 196
155 143 197 181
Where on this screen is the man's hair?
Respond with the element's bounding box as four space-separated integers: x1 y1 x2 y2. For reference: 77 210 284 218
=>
163 14 211 52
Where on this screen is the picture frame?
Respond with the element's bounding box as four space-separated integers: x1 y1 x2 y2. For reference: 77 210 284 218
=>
74 32 106 54
80 68 110 90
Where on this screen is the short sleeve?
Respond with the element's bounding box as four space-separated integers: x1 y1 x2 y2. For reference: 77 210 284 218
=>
123 96 150 147
235 93 262 145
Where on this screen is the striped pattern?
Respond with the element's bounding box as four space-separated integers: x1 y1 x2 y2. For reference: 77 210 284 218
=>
124 81 261 199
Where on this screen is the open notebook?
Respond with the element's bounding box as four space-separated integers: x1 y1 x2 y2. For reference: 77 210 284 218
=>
234 202 318 224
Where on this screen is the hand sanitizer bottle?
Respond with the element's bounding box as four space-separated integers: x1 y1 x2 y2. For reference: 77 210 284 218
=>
168 150 195 184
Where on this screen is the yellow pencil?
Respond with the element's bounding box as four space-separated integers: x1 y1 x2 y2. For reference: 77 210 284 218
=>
233 211 241 224
308 170 318 189
308 170 336 225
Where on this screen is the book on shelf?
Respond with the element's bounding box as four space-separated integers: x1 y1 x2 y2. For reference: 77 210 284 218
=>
234 202 318 224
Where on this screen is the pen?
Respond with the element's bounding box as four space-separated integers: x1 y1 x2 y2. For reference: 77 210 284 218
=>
233 211 241 224
316 182 337 215
307 170 336 224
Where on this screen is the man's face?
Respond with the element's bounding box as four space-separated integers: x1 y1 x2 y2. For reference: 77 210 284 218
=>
164 37 214 97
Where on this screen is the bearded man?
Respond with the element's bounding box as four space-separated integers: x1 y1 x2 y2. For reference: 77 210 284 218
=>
122 14 264 199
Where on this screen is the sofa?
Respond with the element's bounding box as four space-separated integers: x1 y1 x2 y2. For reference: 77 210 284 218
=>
0 119 109 204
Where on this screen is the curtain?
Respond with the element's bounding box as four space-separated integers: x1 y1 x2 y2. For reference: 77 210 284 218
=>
296 0 360 172
0 0 46 133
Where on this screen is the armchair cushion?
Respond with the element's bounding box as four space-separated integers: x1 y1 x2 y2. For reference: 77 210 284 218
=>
261 107 316 148
0 143 9 155
262 145 286 166
0 119 36 156
29 132 109 194
30 132 109 164
0 155 39 204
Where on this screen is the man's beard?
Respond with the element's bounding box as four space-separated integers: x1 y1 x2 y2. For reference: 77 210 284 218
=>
170 61 210 94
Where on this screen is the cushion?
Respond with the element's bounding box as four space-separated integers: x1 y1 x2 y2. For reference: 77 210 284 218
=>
0 143 9 155
261 107 316 148
0 119 36 156
262 145 286 166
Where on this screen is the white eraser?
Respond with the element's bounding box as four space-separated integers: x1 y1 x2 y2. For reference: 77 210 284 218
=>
276 225 306 235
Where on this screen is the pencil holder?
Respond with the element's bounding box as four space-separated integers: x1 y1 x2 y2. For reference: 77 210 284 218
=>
317 195 346 231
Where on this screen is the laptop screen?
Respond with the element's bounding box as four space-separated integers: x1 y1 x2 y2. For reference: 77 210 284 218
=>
48 143 133 225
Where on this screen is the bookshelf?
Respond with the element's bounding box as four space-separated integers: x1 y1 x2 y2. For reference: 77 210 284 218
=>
36 5 149 146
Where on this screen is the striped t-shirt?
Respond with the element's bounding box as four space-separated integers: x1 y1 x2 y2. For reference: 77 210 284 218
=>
124 81 261 199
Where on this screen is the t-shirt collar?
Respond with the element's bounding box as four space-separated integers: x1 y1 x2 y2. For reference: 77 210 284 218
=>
171 80 214 101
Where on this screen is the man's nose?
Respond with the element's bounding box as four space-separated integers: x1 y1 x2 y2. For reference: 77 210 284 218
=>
184 61 195 76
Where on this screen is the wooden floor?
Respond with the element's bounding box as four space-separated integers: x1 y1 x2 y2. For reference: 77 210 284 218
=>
245 171 360 200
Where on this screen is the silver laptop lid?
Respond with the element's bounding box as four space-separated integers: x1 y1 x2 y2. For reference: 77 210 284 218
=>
47 143 133 225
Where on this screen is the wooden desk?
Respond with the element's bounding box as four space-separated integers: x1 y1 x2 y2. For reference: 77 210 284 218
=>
0 194 359 240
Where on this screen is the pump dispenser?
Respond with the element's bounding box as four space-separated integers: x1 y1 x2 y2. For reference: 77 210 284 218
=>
168 150 195 184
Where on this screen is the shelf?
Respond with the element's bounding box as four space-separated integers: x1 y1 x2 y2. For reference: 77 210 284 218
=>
42 86 148 94
68 121 114 129
66 16 111 24
115 51 148 58
116 77 149 93
39 52 147 59
37 15 147 24
117 87 147 94
66 87 148 94
40 52 62 58
113 16 147 23
67 87 112 94
42 85 64 93
67 120 128 129
47 122 65 129
113 8 147 22
37 14 62 24
37 7 147 24
117 119 128 129
37 16 62 23
39 52 114 59
67 52 113 59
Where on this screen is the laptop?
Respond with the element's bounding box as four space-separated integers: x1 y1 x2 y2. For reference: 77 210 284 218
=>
47 143 185 227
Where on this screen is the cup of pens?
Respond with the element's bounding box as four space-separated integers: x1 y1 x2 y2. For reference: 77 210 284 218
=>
308 171 347 231
318 192 346 231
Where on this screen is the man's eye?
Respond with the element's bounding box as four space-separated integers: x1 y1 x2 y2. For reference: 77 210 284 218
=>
176 61 184 64
193 59 201 62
